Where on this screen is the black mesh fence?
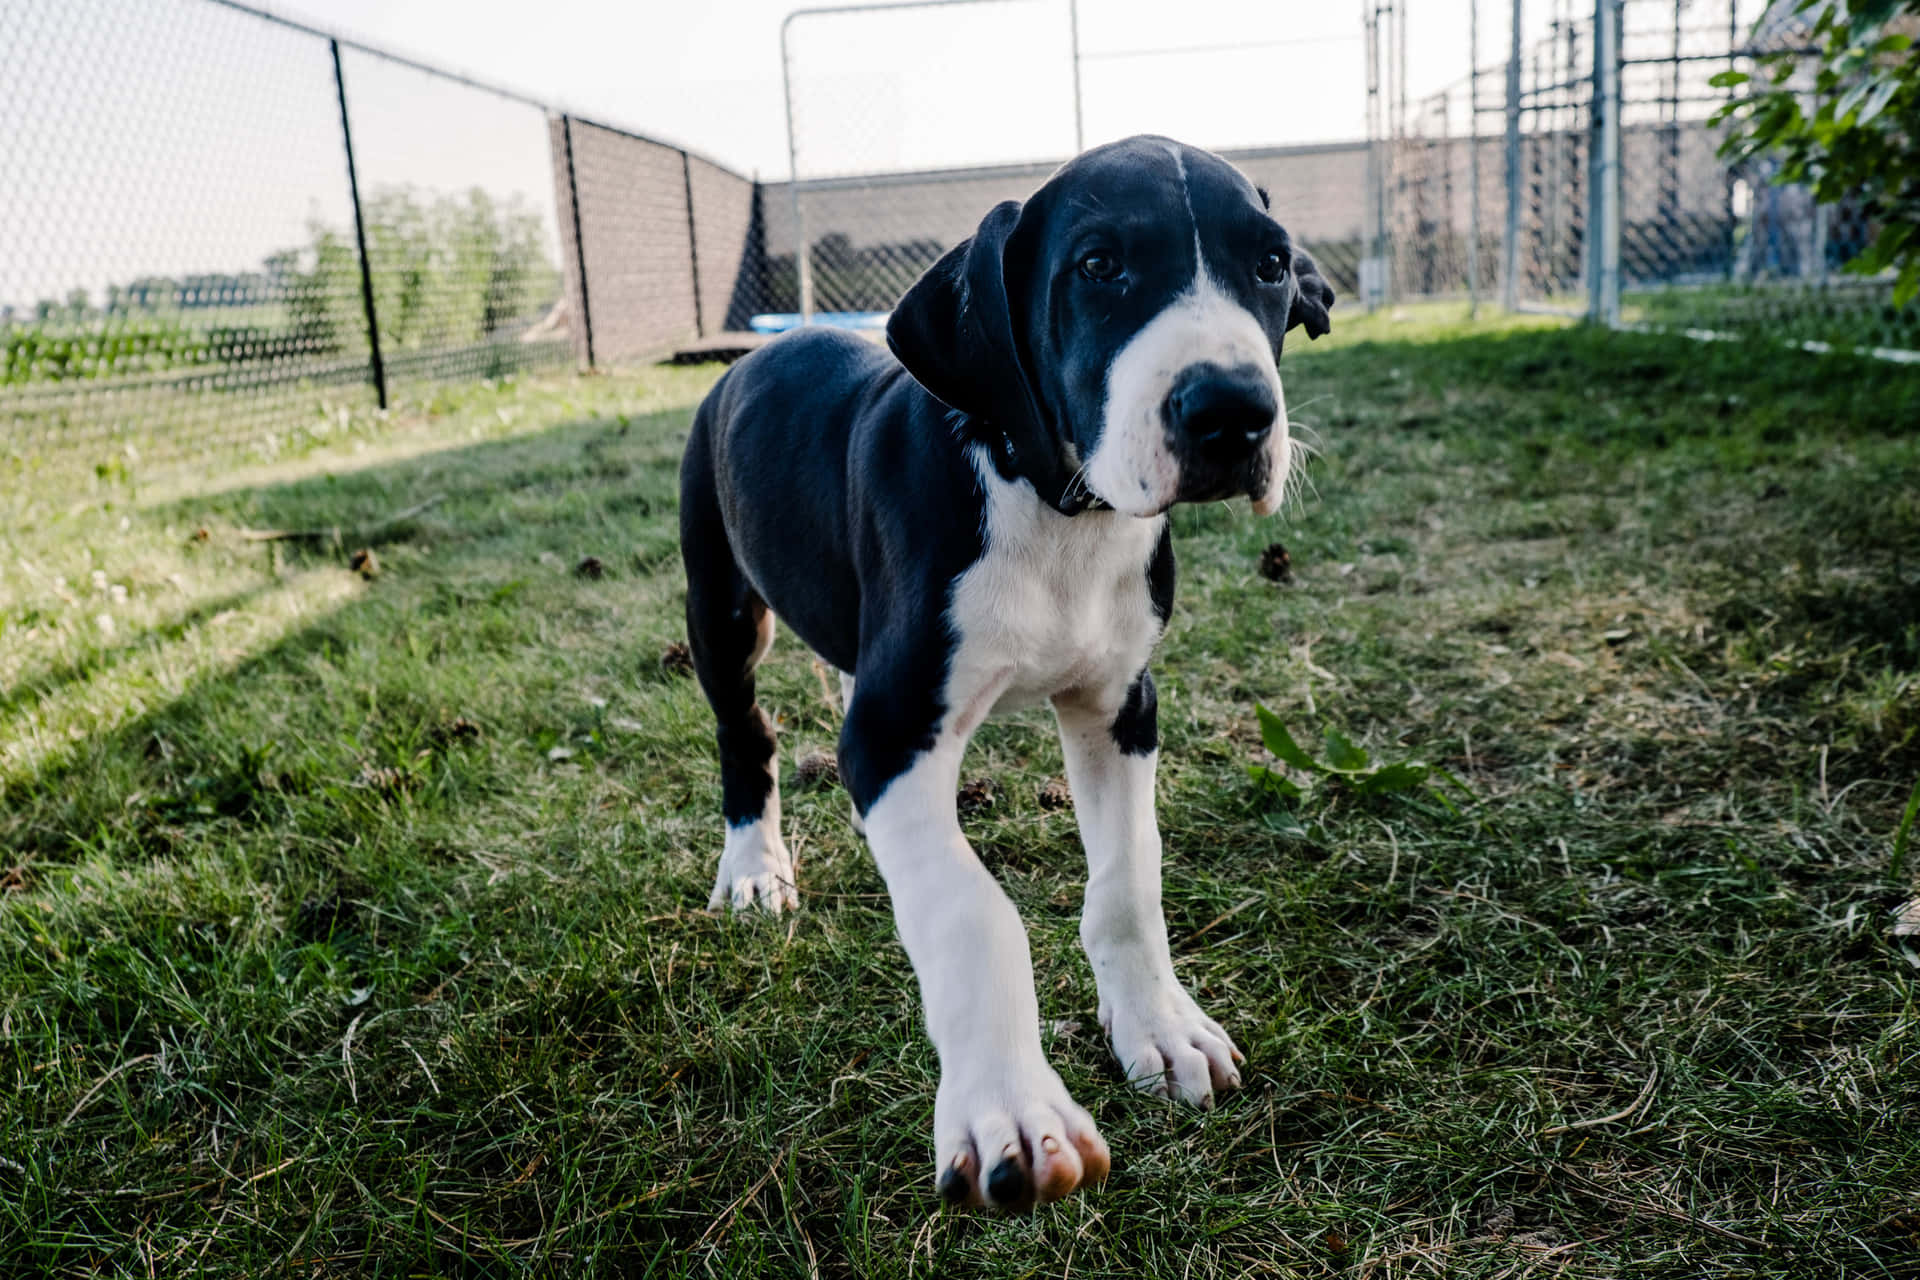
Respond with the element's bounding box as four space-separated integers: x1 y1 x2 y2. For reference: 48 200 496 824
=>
6 0 1381 526
1386 102 1501 303
0 0 1419 524
548 118 776 367
332 47 569 393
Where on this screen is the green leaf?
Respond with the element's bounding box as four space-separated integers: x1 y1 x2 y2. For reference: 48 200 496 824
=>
1261 809 1323 841
1895 257 1920 311
1893 774 1920 882
1707 69 1750 88
1256 704 1321 772
1354 761 1432 795
1851 0 1905 30
1248 764 1306 804
1833 78 1873 121
1855 78 1899 127
1322 726 1370 773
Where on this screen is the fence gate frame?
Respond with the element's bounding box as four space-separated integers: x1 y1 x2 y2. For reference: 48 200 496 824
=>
779 0 1082 326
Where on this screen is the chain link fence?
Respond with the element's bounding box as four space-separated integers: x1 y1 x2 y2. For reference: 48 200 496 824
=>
1371 0 1918 355
14 0 1911 520
0 0 788 518
550 117 769 367
773 0 1370 327
774 0 1078 328
3 0 386 505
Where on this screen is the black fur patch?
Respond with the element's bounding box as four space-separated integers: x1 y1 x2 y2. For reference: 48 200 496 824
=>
682 328 989 819
1147 522 1176 624
1111 669 1158 757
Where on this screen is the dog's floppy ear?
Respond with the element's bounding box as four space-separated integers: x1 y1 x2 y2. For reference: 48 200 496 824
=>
887 200 1043 438
1288 248 1336 340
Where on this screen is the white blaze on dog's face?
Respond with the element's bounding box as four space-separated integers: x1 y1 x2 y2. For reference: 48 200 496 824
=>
1015 137 1333 518
1091 261 1291 516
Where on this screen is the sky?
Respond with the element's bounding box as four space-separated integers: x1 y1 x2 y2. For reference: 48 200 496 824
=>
0 0 1597 309
262 0 1537 177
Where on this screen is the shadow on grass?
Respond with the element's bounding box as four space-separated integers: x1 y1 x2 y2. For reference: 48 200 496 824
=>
2 400 702 862
0 585 275 722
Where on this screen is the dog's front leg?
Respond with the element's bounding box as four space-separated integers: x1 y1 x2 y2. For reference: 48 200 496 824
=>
1055 672 1244 1107
849 702 1110 1210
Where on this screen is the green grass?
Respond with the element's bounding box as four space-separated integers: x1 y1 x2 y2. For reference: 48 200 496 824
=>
3 305 1918 1276
1623 278 1920 353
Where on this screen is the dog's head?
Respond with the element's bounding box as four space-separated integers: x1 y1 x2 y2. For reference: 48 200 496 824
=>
887 134 1333 517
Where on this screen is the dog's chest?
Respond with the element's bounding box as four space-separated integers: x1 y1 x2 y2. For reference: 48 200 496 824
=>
947 472 1165 714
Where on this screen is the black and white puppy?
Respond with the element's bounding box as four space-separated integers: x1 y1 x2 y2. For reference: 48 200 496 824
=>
678 135 1333 1211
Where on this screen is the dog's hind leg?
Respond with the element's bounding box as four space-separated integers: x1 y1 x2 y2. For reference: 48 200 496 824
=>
837 670 865 838
681 437 797 915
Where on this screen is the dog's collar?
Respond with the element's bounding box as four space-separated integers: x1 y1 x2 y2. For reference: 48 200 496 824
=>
991 429 1110 516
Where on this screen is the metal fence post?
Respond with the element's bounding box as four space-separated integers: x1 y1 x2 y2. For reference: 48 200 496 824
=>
1386 0 1404 302
1809 201 1829 285
330 38 386 410
1502 0 1523 311
1363 3 1386 311
1723 1 1738 281
1589 0 1621 326
1468 0 1481 317
681 150 705 338
1069 0 1085 153
559 114 597 369
779 13 815 323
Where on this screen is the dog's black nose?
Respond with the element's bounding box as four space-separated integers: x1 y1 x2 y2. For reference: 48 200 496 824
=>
1165 364 1276 464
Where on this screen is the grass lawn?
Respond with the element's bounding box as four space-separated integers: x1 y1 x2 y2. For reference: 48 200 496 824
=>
3 306 1918 1276
1622 280 1920 356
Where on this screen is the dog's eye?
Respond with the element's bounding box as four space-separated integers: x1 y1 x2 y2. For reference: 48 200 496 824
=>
1255 252 1287 285
1078 252 1122 283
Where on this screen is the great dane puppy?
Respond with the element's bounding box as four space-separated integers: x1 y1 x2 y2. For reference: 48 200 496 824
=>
679 134 1334 1211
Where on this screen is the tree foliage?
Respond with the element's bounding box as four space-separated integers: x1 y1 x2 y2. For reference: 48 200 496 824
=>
1713 0 1920 303
4 188 559 386
290 187 559 357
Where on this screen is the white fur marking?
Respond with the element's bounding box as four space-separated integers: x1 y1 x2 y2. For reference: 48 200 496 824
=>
749 609 776 668
947 448 1165 716
708 737 795 914
1054 697 1242 1105
710 813 797 915
863 710 1106 1204
1088 267 1290 518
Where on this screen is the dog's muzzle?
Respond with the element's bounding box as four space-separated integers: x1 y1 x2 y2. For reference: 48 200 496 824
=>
1163 362 1278 502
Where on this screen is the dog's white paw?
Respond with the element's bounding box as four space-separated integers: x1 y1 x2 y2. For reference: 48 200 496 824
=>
708 820 798 915
1101 986 1243 1107
932 1056 1110 1211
